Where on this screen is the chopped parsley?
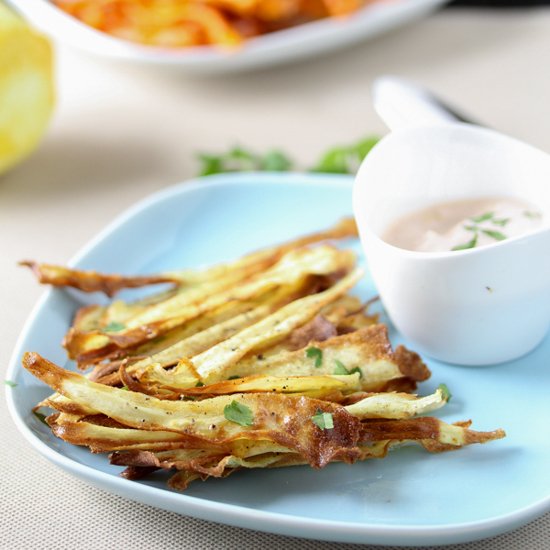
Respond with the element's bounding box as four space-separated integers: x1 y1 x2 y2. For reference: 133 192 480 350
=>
333 361 362 377
481 229 506 241
195 381 205 387
306 346 323 368
4 380 17 388
310 136 380 174
103 321 126 332
348 367 362 378
453 212 509 252
227 375 241 380
523 210 542 219
311 409 334 430
437 383 452 402
333 360 349 375
470 211 494 223
223 400 254 426
198 147 293 176
452 234 478 251
197 136 380 177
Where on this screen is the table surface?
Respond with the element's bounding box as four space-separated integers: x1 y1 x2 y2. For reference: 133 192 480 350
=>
1 7 549 550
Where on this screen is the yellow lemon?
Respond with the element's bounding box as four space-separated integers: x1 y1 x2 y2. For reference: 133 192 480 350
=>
0 3 54 175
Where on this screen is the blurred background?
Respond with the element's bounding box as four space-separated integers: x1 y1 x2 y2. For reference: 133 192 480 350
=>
1 1 549 549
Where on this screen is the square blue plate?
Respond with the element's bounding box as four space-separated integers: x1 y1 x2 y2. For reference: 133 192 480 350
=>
7 173 550 546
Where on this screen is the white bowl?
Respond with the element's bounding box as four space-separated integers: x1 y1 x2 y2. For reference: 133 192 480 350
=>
353 123 550 365
9 0 448 73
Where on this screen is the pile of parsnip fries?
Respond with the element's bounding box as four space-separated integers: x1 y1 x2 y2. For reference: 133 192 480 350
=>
21 218 504 490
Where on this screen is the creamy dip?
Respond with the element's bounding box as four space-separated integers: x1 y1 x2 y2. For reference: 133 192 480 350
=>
383 197 543 252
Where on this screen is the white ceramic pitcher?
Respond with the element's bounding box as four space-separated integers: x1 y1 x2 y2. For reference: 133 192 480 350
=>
353 77 550 365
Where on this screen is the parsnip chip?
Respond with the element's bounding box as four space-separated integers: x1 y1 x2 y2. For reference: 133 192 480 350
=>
19 261 181 297
220 325 429 389
193 268 362 383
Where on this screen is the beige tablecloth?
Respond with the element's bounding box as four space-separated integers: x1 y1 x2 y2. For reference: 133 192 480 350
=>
1 8 549 549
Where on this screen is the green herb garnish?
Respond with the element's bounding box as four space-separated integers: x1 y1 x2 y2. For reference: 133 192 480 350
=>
523 210 542 219
310 136 380 174
333 361 362 377
437 383 452 402
195 381 205 387
481 229 506 241
198 147 292 176
348 367 362 378
104 321 126 332
4 380 17 387
262 150 293 172
311 409 334 430
452 234 478 251
454 212 509 252
197 136 380 177
227 375 241 380
306 347 323 368
470 211 494 223
223 400 254 426
333 360 349 375
33 411 48 425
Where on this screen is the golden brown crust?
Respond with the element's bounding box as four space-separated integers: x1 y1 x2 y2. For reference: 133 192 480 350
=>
19 260 179 297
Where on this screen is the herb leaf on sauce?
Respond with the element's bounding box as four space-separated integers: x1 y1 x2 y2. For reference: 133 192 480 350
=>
4 380 17 387
452 234 478 251
470 211 494 223
481 229 506 241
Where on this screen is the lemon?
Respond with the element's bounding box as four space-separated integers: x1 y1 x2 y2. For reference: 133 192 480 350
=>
0 3 54 175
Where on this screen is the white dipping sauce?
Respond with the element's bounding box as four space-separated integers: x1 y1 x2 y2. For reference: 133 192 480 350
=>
383 197 543 252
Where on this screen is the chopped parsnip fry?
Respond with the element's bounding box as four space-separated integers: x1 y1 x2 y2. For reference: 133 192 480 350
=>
344 387 448 419
220 325 429 388
19 261 181 297
193 268 363 383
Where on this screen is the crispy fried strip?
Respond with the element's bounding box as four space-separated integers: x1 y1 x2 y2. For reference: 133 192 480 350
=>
44 387 451 455
218 325 429 389
66 246 355 360
193 269 362 384
135 293 371 388
360 417 505 448
49 419 199 453
75 297 268 367
23 217 356 295
129 282 309 379
182 374 361 396
19 261 180 297
23 352 362 467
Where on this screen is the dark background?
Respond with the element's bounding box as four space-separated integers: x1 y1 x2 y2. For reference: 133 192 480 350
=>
449 1 549 6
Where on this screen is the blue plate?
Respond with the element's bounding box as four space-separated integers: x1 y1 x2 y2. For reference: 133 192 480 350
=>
6 173 550 546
